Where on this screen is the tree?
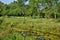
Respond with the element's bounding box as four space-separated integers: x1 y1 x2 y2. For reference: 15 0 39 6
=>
8 1 22 16
0 1 4 16
0 2 10 16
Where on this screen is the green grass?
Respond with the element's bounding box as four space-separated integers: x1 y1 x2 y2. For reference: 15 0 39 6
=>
0 17 60 40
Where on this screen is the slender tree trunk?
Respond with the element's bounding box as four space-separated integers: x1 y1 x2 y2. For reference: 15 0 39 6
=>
54 13 56 19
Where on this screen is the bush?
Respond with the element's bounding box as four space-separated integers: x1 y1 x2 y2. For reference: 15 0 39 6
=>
0 19 3 25
55 19 60 22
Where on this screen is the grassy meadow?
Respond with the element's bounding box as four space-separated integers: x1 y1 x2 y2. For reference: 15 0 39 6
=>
0 16 60 40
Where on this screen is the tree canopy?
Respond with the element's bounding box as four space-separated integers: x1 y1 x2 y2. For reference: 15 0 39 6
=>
0 0 60 18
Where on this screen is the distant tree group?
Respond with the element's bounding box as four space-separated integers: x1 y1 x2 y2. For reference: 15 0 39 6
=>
0 0 60 18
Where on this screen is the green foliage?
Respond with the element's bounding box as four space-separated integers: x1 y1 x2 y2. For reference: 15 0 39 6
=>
0 0 60 18
0 20 3 25
56 2 60 13
56 19 60 22
0 0 60 40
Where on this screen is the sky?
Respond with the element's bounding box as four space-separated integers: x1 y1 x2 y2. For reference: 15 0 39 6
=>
24 0 29 5
0 0 17 4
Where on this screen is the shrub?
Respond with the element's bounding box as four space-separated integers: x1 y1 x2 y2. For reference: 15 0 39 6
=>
56 19 60 22
0 19 3 25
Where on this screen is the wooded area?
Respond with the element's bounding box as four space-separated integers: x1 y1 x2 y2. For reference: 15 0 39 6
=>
0 0 60 18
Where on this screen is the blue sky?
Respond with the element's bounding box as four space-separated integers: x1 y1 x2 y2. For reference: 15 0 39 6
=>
0 0 29 5
0 0 17 4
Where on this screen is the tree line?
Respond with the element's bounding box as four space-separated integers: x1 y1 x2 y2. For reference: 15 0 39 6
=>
0 0 60 18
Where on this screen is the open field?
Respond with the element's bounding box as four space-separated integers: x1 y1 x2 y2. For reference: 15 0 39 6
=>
0 17 60 40
0 0 60 40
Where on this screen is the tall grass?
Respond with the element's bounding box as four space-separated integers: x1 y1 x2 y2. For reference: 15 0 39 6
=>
0 17 60 40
